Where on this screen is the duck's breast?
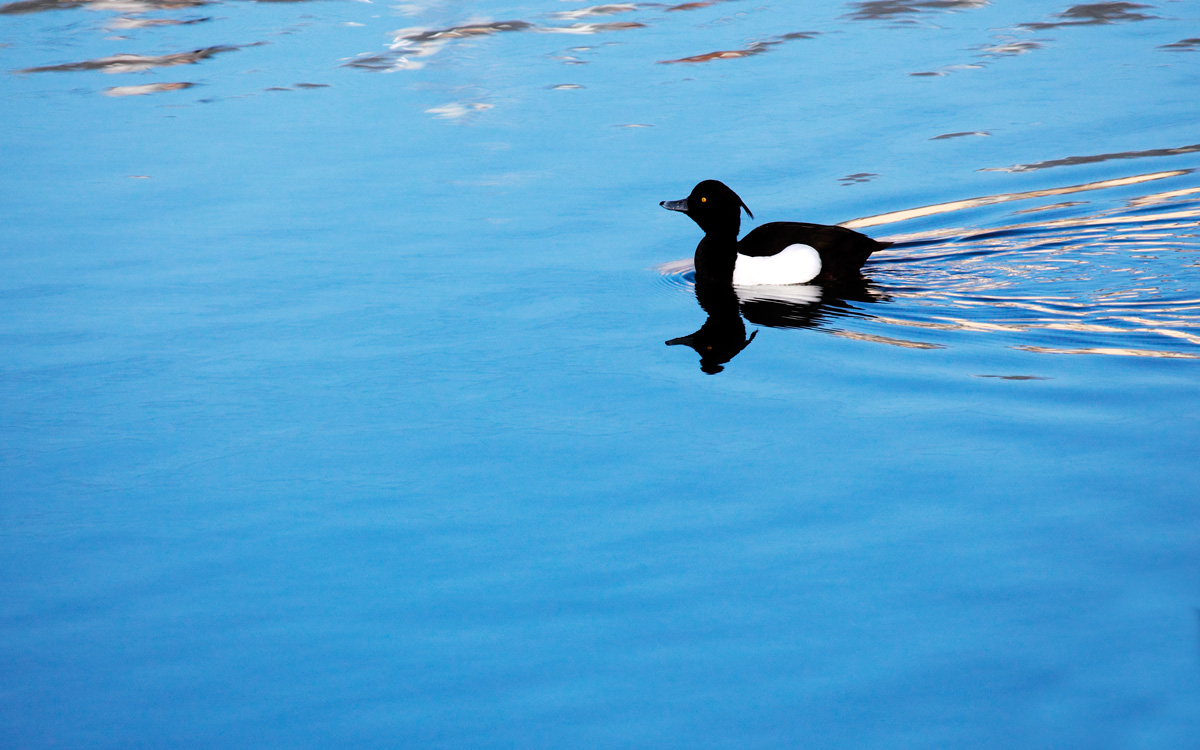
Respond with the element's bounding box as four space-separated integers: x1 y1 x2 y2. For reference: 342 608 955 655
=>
732 243 821 286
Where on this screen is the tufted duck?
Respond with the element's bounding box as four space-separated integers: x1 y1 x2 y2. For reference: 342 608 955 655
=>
661 180 890 286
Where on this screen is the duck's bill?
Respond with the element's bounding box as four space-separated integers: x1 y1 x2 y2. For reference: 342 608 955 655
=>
660 198 688 213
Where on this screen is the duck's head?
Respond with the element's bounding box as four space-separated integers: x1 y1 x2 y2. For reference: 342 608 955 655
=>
661 180 753 236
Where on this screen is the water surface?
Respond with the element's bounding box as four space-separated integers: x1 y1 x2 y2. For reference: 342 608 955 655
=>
2 0 1199 746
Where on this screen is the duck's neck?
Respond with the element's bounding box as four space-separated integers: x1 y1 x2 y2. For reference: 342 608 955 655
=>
693 231 739 285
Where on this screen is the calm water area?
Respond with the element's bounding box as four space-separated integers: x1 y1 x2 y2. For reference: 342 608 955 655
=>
3 0 1200 746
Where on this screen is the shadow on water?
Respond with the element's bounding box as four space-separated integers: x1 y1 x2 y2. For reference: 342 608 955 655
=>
661 168 1200 369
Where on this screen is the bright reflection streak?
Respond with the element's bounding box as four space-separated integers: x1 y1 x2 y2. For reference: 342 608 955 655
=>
842 170 1191 229
1016 346 1198 359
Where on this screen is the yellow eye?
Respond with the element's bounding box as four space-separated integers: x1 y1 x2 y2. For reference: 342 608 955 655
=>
701 197 706 203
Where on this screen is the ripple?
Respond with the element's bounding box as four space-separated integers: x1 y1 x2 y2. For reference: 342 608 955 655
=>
553 4 637 21
844 170 1191 229
107 16 210 29
658 31 817 65
654 259 695 293
1160 38 1200 52
977 40 1044 57
542 21 646 36
864 181 1200 357
345 17 647 73
425 102 492 120
839 172 879 185
663 0 730 11
931 131 990 140
982 144 1200 174
0 0 208 13
102 81 195 96
16 45 245 74
844 0 988 23
1020 2 1157 30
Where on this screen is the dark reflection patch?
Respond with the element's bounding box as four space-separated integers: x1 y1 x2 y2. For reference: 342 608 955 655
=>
1021 2 1156 29
931 131 990 140
0 0 208 13
1160 38 1200 52
341 54 393 71
982 144 1200 173
658 32 816 64
845 0 988 22
840 172 879 185
665 0 727 11
17 45 244 74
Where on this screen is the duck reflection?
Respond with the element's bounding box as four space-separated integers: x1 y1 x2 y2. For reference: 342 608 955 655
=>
667 275 882 373
666 279 755 374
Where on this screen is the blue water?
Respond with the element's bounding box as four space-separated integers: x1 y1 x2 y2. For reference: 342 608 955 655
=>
3 0 1199 746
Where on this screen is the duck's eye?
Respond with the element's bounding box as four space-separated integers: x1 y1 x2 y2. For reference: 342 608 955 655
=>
701 197 706 203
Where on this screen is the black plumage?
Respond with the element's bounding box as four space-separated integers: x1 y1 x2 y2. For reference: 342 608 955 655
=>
661 180 890 285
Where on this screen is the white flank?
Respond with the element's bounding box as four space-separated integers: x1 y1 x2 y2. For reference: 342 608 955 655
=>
732 243 821 286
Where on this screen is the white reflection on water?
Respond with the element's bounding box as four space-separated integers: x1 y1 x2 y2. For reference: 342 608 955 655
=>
552 4 637 21
105 15 209 29
843 170 1191 229
343 16 647 72
425 101 493 120
101 80 194 95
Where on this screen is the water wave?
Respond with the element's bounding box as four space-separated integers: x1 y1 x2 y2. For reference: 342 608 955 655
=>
15 44 246 74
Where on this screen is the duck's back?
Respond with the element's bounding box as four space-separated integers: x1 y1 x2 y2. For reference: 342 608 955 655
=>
738 221 890 282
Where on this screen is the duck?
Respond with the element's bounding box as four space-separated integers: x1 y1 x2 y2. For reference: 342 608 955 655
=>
661 180 891 286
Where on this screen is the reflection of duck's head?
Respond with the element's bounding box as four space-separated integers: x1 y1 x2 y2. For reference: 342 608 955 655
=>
667 319 757 374
666 278 757 374
660 179 753 237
